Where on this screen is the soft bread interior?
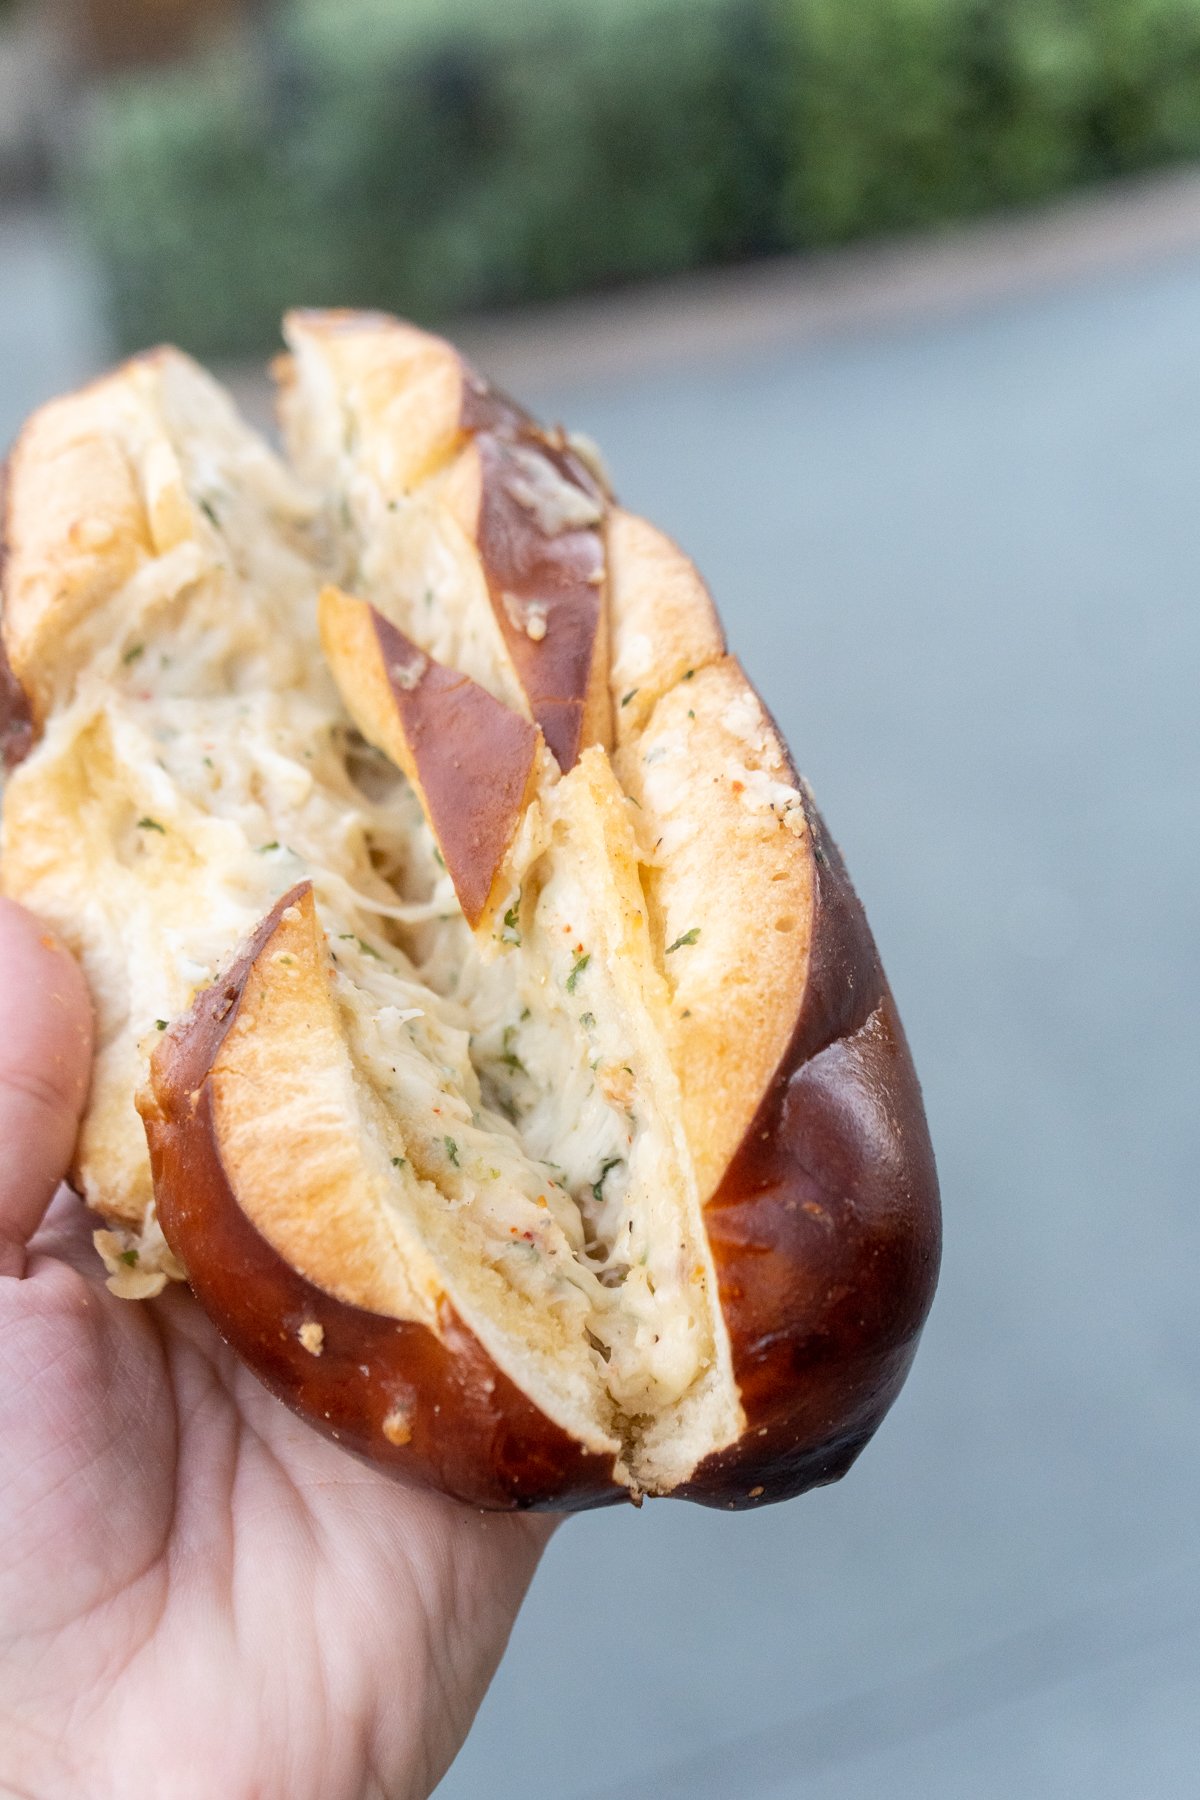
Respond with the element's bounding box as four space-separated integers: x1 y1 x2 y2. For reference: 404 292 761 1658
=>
0 343 756 1490
614 661 817 1202
203 887 620 1463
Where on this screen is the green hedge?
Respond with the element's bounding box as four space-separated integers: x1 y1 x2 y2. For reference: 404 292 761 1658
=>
778 0 1200 237
69 0 1200 359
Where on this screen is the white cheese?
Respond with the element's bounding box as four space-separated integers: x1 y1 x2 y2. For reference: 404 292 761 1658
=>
501 442 604 535
11 351 720 1449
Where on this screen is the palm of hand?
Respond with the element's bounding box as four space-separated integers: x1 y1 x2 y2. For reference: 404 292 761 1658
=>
0 910 550 1800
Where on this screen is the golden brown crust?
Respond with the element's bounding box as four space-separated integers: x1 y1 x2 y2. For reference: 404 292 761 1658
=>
282 310 612 772
676 789 939 1506
607 509 725 743
614 657 815 1204
280 309 466 492
0 354 196 725
141 886 626 1512
0 457 33 766
0 643 33 771
319 585 541 928
0 459 34 770
2 310 940 1511
460 384 612 771
606 550 939 1502
187 887 439 1321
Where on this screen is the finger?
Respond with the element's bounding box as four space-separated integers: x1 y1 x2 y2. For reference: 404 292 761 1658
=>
0 900 93 1279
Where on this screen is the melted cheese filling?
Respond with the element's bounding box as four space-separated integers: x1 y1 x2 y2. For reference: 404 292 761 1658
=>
3 352 720 1448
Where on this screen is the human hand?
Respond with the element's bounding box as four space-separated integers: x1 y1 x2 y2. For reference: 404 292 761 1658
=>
0 898 553 1799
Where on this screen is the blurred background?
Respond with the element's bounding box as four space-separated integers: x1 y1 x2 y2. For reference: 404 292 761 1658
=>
3 1 1199 1795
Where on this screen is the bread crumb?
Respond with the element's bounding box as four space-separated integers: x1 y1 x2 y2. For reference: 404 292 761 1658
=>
382 1403 413 1446
94 1217 186 1300
298 1321 324 1356
388 650 428 691
525 607 548 642
502 442 603 534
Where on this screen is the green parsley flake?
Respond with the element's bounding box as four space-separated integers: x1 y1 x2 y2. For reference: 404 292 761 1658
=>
666 927 700 953
118 1249 140 1268
155 1020 167 1031
566 952 590 993
444 1137 460 1167
258 842 280 853
123 644 145 666
579 1011 596 1030
501 899 522 945
391 1156 405 1169
621 688 638 707
137 817 166 834
592 1159 622 1204
339 934 380 959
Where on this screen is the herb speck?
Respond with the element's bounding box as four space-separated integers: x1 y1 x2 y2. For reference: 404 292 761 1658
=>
339 933 380 959
666 927 700 953
592 1158 622 1204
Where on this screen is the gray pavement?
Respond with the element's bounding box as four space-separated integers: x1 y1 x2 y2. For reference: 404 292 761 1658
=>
0 209 106 446
3 203 1198 1798
448 252 1200 1797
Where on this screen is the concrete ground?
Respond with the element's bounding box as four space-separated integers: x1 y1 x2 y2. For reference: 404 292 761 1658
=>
3 186 1198 1798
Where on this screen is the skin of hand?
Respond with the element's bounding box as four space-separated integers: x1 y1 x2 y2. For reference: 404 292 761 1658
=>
0 898 555 1800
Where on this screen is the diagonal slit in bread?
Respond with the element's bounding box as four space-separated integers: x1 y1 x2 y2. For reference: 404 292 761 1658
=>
1 321 837 1495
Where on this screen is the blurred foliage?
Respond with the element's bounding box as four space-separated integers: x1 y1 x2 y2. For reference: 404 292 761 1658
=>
776 0 1200 238
69 0 1200 358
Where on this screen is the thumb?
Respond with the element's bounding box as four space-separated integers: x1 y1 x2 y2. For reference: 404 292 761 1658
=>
0 900 93 1278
